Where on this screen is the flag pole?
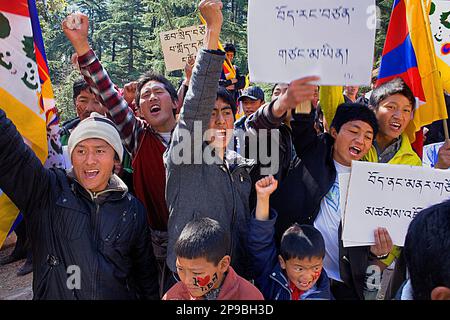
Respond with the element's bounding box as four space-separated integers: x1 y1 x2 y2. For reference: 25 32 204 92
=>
295 100 312 114
443 119 449 140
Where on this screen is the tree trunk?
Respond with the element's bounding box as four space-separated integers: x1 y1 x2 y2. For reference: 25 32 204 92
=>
112 40 116 62
98 43 102 61
231 0 235 23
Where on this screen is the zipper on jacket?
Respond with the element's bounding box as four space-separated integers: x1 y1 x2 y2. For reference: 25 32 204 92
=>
221 161 237 261
91 200 101 300
269 273 292 300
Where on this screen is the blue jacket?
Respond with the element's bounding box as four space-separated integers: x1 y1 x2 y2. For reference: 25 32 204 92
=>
248 209 332 300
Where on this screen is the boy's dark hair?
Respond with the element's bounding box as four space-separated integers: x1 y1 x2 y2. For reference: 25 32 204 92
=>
135 71 178 108
280 224 325 261
330 103 379 136
404 200 450 300
369 77 415 109
217 86 237 116
224 43 236 54
271 83 279 95
73 78 90 102
175 217 230 266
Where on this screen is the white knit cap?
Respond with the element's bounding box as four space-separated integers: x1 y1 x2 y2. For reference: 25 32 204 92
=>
68 112 123 162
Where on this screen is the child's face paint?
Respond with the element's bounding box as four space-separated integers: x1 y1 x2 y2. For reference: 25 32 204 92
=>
281 256 323 292
193 273 218 292
176 256 224 298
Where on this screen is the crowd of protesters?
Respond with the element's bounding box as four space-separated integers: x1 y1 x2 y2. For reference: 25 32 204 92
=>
0 0 449 301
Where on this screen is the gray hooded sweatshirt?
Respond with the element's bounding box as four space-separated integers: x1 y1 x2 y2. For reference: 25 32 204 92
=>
164 49 254 278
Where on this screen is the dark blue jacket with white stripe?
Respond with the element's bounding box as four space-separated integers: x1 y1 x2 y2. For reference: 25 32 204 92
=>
247 209 332 300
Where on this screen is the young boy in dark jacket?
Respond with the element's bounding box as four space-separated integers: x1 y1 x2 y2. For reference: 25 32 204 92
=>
248 176 332 300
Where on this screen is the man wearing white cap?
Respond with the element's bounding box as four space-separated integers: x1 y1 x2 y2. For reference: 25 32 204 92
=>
0 110 159 300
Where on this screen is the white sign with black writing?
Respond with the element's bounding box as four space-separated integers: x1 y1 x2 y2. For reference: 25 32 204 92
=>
247 0 376 85
159 25 207 72
342 161 450 247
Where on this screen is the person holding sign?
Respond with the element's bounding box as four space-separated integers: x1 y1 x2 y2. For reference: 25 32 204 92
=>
260 97 392 299
362 78 422 299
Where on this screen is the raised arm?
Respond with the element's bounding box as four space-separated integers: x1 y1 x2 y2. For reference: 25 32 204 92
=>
248 176 280 281
63 14 143 155
246 76 320 131
0 109 53 218
165 0 224 166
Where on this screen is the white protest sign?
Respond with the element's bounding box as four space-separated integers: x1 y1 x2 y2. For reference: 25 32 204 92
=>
247 0 376 85
159 25 206 72
429 1 450 67
339 173 351 228
342 161 450 247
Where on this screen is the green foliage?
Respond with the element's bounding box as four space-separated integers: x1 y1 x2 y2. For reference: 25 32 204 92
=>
374 0 395 67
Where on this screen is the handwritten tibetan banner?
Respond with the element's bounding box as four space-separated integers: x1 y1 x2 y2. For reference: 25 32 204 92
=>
247 0 376 85
342 161 450 247
159 25 207 72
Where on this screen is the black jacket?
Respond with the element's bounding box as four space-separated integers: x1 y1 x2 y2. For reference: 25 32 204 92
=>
252 107 372 299
0 109 159 300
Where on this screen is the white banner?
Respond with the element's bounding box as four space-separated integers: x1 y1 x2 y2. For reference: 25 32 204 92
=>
159 25 207 72
247 0 376 85
342 161 450 247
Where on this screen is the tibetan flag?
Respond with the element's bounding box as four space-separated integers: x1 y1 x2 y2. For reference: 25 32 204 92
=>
377 0 448 158
429 0 450 93
198 14 236 80
0 0 62 248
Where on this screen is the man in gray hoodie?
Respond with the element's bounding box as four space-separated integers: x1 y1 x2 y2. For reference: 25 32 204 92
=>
164 0 255 279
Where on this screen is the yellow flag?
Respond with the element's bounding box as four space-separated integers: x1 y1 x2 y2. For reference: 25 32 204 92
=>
319 86 344 127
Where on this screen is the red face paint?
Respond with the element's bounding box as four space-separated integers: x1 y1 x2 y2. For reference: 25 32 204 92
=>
192 273 219 292
312 270 321 282
195 275 210 287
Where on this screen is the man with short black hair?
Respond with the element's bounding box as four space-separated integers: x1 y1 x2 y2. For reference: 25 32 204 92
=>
234 85 265 131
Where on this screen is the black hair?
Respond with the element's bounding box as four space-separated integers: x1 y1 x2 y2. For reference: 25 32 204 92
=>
217 86 237 117
224 43 236 54
280 224 325 261
271 83 288 95
135 71 178 108
73 78 90 102
330 103 379 136
404 199 450 300
174 217 230 266
369 77 415 109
